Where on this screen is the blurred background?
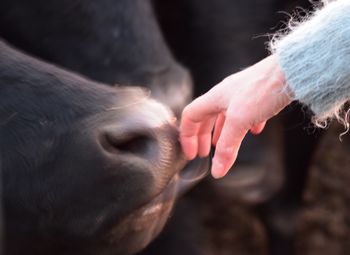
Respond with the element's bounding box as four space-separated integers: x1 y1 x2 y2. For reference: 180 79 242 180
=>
140 1 350 255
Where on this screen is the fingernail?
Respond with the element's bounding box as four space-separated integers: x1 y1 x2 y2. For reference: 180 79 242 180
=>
211 159 224 179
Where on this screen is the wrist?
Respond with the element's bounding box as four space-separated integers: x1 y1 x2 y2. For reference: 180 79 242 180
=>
267 54 294 104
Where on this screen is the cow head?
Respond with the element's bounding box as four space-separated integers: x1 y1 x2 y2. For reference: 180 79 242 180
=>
0 0 192 117
0 41 203 255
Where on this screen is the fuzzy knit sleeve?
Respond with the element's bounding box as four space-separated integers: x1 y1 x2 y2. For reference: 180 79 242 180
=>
270 0 350 123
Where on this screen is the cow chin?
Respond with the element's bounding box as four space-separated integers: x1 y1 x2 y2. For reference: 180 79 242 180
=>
104 157 210 255
107 175 179 255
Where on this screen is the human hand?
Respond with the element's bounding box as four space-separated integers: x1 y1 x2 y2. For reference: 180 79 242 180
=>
180 55 293 178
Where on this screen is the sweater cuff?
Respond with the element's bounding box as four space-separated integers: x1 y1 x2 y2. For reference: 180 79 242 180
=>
270 0 350 122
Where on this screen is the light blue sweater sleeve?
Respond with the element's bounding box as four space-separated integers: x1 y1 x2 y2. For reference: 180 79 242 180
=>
271 0 350 123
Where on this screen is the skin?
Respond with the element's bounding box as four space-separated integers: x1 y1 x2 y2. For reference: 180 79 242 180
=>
180 55 293 178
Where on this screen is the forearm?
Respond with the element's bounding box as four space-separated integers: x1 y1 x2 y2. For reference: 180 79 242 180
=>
271 0 350 123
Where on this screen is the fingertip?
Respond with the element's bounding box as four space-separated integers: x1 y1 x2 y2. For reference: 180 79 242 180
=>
183 148 197 160
197 135 212 158
212 136 218 146
250 122 266 135
250 129 262 135
180 137 198 160
198 151 210 158
211 159 225 179
182 150 196 160
211 171 224 179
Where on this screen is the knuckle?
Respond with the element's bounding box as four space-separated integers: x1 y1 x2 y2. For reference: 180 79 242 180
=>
182 105 192 117
179 132 194 139
225 111 242 122
198 133 211 140
221 75 233 84
215 146 235 161
225 110 251 130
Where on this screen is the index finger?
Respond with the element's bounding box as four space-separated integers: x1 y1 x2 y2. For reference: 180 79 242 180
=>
180 91 223 159
211 112 248 178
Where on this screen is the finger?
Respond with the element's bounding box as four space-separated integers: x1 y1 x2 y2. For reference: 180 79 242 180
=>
180 92 223 159
179 105 202 160
211 113 248 179
197 117 216 157
250 121 266 135
212 112 225 146
179 120 200 160
181 91 224 123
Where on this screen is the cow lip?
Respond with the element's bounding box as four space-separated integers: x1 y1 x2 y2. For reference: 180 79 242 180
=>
130 155 210 224
176 156 211 196
141 203 163 216
136 156 210 218
137 174 179 217
124 175 178 237
108 159 209 249
106 177 178 251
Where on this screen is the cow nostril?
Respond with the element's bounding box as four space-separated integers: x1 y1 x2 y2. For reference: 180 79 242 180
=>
101 132 158 158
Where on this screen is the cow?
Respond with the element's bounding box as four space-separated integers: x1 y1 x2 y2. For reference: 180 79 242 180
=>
0 0 192 117
1 40 189 255
0 0 201 254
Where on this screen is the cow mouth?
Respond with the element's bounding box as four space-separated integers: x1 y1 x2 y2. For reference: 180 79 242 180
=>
138 156 210 213
134 175 179 225
108 175 178 252
130 156 210 228
107 156 210 255
177 156 211 194
115 156 210 241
